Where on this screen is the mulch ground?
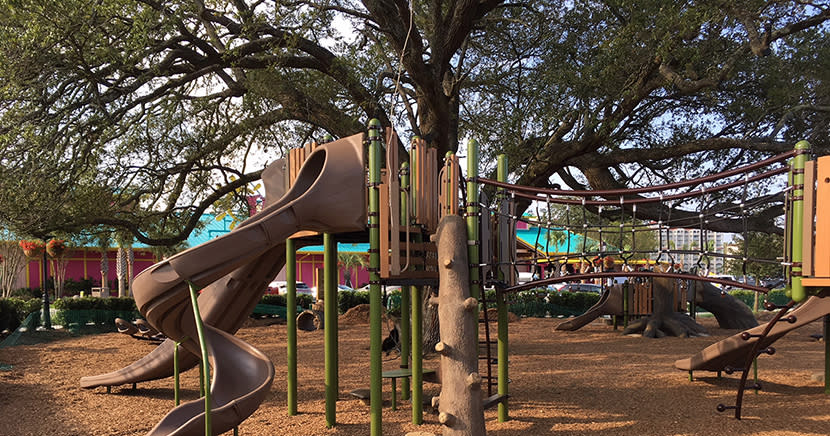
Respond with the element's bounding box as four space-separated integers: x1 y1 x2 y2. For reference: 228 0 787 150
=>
1 314 829 436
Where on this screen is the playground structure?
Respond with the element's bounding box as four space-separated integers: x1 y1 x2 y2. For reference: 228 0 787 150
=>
80 121 828 435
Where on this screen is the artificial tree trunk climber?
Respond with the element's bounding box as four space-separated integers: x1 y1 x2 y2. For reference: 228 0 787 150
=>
432 215 486 436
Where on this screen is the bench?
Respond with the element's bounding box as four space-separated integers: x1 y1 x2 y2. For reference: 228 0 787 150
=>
381 368 436 410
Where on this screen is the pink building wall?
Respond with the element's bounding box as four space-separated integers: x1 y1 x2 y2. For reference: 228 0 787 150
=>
295 253 370 290
21 248 157 291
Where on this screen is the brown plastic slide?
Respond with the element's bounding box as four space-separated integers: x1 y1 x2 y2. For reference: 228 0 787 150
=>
675 291 830 372
81 134 367 435
555 285 623 331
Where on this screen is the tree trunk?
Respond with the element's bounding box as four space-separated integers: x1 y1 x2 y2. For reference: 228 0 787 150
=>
692 281 759 330
433 215 486 436
623 277 758 337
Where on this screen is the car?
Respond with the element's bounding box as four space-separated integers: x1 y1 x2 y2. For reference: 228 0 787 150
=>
312 284 355 295
558 283 604 294
356 284 402 293
267 281 315 299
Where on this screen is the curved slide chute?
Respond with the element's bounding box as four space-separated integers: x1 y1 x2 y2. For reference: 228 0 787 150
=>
555 286 623 331
675 291 830 372
81 134 366 435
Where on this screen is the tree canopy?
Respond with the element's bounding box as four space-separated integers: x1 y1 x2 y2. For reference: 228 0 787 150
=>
0 0 827 244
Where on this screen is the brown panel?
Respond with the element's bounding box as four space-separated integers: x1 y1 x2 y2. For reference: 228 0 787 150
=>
815 156 830 278
803 160 816 277
386 130 401 276
428 148 438 231
416 141 426 227
451 156 460 216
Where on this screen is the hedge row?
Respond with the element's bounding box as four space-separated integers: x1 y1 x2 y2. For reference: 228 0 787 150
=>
729 289 790 311
260 294 314 310
0 298 42 332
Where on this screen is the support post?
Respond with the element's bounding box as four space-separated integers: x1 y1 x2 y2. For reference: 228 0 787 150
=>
790 140 810 302
324 232 338 427
400 285 411 401
368 119 383 436
286 239 298 416
466 139 480 301
186 281 211 435
411 285 424 424
174 341 181 406
41 248 51 329
496 153 509 422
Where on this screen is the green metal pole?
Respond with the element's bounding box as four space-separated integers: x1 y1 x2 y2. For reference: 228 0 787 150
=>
186 281 211 436
324 232 338 427
467 139 481 301
496 153 509 422
323 133 338 426
368 119 383 436
174 341 181 406
399 161 412 402
400 286 411 401
790 140 810 303
411 285 424 424
286 239 298 416
198 362 205 397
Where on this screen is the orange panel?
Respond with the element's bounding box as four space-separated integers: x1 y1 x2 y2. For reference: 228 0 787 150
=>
802 277 830 287
814 156 830 277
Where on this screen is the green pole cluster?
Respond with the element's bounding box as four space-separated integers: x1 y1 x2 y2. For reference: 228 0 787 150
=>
324 233 338 427
286 239 298 416
368 119 383 436
186 281 212 435
790 140 810 303
496 154 510 422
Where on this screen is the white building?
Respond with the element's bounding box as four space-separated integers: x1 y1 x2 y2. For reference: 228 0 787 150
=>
655 227 731 274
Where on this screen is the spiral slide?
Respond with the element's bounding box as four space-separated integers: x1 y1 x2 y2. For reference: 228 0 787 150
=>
81 134 367 435
675 291 830 372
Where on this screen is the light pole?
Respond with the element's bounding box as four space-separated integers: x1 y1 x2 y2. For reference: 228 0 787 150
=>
41 236 52 329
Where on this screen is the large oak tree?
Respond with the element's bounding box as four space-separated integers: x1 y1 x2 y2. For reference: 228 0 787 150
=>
0 0 827 244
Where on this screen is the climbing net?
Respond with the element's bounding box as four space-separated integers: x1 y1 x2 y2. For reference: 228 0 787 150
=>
474 150 799 293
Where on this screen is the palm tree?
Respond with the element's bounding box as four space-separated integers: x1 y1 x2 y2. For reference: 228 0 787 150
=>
338 252 368 288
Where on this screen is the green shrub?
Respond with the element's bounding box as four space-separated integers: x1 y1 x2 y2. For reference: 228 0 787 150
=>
729 288 790 311
297 294 314 309
9 288 42 299
0 298 41 332
52 297 138 312
260 294 287 307
338 290 370 314
503 289 601 318
61 277 95 297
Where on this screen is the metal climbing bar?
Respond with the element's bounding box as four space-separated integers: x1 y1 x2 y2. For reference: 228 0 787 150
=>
186 281 212 435
499 166 790 206
475 150 796 197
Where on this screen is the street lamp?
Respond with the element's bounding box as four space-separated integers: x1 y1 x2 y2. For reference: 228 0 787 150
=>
41 235 52 329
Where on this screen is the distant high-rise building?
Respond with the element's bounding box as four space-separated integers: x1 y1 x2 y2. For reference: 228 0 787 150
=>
653 227 730 274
